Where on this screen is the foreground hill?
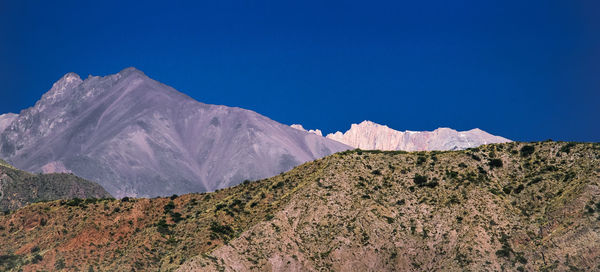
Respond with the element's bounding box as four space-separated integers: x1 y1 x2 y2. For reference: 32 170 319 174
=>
0 141 599 271
0 68 349 198
0 159 111 212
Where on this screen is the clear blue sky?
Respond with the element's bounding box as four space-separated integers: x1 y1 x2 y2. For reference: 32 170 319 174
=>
1 1 598 141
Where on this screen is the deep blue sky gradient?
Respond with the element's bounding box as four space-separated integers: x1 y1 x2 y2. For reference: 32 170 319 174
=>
1 1 599 141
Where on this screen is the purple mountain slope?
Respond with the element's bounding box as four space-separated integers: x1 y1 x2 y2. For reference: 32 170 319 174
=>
0 68 350 198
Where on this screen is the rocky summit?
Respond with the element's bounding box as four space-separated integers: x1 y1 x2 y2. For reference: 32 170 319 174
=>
322 120 511 151
0 68 350 198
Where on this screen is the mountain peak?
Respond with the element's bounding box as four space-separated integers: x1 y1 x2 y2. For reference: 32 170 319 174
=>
41 72 84 103
55 72 83 88
118 67 147 78
356 120 381 127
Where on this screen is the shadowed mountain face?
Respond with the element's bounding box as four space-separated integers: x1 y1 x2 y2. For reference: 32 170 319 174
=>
0 68 350 198
0 159 111 211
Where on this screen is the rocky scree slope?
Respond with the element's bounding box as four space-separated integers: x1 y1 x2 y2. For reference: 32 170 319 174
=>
320 120 510 151
0 141 598 271
0 68 350 198
0 159 111 211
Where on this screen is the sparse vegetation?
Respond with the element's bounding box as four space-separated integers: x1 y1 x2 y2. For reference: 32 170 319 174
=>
1 141 598 272
520 145 535 157
0 161 111 211
413 174 428 185
488 158 503 168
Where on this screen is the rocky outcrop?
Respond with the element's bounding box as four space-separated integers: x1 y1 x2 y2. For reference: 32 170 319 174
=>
325 120 510 151
290 124 323 137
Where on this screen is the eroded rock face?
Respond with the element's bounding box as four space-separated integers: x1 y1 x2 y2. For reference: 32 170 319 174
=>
0 68 350 198
324 120 510 151
0 113 17 135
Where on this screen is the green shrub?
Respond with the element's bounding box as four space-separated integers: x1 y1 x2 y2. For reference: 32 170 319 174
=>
488 159 503 168
515 253 528 264
513 184 525 194
55 259 66 270
496 233 513 259
0 254 19 268
32 254 43 264
413 174 428 186
520 145 535 157
495 247 510 258
423 181 439 188
560 143 576 154
171 212 183 223
156 219 171 235
446 170 458 179
210 221 234 238
164 201 175 213
412 174 438 188
65 198 84 207
271 181 284 189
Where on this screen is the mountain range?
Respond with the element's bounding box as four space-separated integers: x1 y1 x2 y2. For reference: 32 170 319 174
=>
0 68 349 198
293 120 510 151
0 67 597 272
0 67 511 200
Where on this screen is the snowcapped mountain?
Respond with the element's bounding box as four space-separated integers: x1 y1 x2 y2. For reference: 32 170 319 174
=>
0 68 350 198
293 120 510 151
